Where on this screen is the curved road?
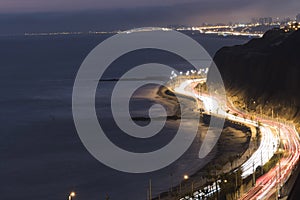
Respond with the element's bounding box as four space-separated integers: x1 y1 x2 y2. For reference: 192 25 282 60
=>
172 78 300 200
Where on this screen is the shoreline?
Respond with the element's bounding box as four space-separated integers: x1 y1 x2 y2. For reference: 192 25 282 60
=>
140 85 257 200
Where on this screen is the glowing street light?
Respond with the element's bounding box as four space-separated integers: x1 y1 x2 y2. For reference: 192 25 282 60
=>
68 192 76 200
184 175 189 180
205 68 209 74
179 174 189 198
282 139 287 147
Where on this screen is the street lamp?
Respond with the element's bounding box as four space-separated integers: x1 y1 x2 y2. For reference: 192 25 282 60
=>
184 175 189 180
68 192 75 200
179 175 189 198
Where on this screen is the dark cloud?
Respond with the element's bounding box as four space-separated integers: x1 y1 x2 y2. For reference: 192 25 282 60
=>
0 0 194 13
0 0 299 35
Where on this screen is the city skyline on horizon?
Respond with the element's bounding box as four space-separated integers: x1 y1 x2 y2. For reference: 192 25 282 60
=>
0 0 299 35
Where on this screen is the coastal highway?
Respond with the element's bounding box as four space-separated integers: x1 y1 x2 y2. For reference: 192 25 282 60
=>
172 78 300 199
227 98 300 199
240 123 300 200
174 79 278 178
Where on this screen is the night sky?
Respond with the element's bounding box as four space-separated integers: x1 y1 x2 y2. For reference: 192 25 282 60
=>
0 0 299 34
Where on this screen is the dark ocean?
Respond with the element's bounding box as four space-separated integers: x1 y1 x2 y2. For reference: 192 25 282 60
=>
0 32 249 200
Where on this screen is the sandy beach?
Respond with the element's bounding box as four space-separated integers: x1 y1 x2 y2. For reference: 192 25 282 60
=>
133 84 252 199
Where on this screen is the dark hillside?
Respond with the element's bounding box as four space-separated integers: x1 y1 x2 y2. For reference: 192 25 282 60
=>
214 29 300 123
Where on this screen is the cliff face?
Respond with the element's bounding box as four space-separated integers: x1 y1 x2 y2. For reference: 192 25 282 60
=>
214 29 300 122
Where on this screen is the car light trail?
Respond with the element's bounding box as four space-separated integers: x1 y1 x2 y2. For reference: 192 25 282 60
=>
171 77 300 200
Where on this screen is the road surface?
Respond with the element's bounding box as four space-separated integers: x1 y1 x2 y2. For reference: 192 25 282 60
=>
172 78 300 200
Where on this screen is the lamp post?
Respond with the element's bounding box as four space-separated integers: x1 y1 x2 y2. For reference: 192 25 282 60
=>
149 179 152 200
179 175 189 198
68 192 75 200
170 173 173 194
278 148 283 197
191 181 194 196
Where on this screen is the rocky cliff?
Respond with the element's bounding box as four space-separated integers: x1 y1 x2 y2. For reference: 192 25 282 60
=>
214 29 300 123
